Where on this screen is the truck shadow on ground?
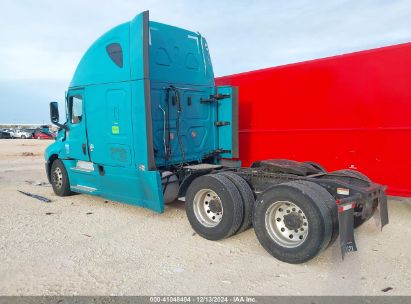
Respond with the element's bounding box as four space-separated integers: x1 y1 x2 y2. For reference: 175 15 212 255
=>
165 200 185 211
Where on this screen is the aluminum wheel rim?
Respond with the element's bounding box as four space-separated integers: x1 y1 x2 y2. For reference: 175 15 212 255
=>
265 201 309 248
52 167 63 189
193 189 223 227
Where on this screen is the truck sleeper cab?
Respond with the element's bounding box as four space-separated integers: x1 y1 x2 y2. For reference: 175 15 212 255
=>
45 11 388 264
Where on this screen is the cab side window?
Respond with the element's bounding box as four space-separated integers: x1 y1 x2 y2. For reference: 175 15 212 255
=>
69 95 83 124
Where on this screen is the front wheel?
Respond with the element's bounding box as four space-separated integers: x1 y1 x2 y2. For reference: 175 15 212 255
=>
50 159 73 196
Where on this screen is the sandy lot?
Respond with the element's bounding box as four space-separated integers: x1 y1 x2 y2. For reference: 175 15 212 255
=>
0 139 410 296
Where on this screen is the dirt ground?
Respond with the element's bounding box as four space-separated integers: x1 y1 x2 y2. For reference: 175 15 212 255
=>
0 139 410 296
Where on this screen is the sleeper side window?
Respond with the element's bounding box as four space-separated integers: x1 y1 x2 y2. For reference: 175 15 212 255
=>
69 95 83 124
106 43 123 68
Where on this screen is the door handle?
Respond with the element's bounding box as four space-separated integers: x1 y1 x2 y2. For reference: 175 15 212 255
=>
82 144 87 155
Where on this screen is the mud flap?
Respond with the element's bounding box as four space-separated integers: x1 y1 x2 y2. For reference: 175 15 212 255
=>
338 203 357 260
379 195 389 230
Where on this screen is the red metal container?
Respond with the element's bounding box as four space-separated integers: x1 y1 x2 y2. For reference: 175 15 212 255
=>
216 42 411 197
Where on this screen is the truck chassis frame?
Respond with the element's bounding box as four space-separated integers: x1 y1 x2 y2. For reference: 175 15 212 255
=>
171 159 388 262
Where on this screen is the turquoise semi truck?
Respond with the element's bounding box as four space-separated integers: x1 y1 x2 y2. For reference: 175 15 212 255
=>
45 11 388 263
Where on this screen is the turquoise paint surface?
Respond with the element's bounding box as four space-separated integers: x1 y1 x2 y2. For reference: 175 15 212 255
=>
148 21 214 86
63 159 164 213
84 82 134 167
216 86 237 159
70 23 131 87
66 88 89 161
148 21 218 166
130 79 151 169
130 13 146 80
45 11 236 214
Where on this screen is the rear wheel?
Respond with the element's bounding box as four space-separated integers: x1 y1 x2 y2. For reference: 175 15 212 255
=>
21 135 26 139
185 174 243 240
294 180 339 248
253 181 333 264
353 209 376 228
50 159 73 196
218 171 254 234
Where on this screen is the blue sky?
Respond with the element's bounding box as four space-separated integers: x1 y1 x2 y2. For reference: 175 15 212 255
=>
1 0 411 124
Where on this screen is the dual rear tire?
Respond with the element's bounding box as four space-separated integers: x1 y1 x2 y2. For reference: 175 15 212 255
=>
253 181 338 263
185 174 338 264
185 172 254 240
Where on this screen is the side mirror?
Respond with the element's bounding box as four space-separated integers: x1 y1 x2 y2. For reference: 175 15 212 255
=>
50 102 59 123
49 101 68 130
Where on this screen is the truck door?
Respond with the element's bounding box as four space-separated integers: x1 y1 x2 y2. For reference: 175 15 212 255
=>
66 89 90 161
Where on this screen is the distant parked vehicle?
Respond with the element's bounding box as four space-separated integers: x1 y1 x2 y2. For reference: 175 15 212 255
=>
24 128 37 137
3 129 16 138
0 131 12 139
34 130 54 140
14 129 33 139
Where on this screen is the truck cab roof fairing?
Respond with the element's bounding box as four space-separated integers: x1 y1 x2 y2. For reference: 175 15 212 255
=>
148 21 215 86
69 22 131 87
69 11 215 88
70 12 149 87
69 11 156 170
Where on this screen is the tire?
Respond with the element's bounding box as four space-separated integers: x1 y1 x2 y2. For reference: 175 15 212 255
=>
304 161 327 173
218 171 255 234
293 180 339 248
21 135 26 139
185 174 244 240
253 181 333 264
332 169 371 183
353 210 376 228
50 159 73 196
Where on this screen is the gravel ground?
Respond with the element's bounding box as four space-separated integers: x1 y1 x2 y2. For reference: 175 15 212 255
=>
0 139 410 296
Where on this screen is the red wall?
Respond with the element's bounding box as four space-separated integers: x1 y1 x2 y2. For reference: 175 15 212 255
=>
216 43 411 197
